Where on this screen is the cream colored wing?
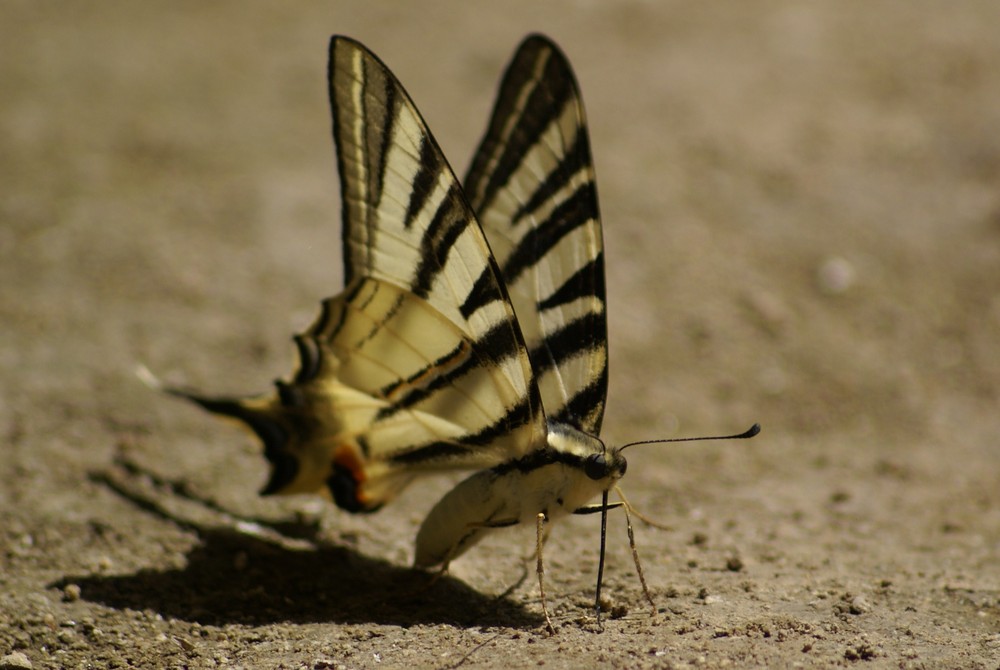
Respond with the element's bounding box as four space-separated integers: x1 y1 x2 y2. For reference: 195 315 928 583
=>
163 37 553 512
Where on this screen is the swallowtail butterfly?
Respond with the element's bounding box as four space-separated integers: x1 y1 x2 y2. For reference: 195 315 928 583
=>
154 34 759 629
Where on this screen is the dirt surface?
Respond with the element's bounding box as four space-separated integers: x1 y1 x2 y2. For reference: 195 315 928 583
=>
3 2 999 668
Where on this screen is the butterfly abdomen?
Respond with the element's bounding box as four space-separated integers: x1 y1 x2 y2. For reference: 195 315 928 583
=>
414 423 622 567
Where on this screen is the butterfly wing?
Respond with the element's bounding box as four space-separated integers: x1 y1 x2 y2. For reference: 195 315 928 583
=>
464 34 608 435
416 35 611 565
167 37 548 512
325 35 546 459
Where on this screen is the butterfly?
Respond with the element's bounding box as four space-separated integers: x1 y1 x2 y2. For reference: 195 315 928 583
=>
154 34 759 630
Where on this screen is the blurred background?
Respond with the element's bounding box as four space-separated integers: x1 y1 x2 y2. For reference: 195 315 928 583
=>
2 1 998 667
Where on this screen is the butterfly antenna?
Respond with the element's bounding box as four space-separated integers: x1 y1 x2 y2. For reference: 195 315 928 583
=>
619 423 760 451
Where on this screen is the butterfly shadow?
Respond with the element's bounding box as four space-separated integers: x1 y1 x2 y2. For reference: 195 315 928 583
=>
52 463 542 629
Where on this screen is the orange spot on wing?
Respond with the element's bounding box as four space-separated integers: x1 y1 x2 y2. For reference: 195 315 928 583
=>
333 443 367 481
332 442 379 510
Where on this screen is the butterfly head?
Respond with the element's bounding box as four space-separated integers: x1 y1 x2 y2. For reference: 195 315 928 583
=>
583 447 627 483
547 422 627 490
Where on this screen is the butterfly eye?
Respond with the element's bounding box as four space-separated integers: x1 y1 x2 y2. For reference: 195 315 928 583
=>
619 458 627 476
584 453 608 480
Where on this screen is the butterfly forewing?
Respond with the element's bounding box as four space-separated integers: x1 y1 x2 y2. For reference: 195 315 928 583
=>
464 35 608 435
333 39 506 344
323 38 547 470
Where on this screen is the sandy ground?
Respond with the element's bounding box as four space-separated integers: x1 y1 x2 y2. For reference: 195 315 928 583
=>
2 2 999 668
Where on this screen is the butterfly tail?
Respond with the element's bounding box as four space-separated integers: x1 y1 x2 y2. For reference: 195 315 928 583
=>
136 365 299 495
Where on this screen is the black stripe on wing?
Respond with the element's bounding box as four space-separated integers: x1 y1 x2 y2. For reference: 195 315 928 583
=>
500 181 598 286
527 310 605 378
388 393 536 465
510 129 593 226
330 37 522 333
404 137 445 231
549 363 609 433
537 253 604 312
374 319 524 419
411 183 470 301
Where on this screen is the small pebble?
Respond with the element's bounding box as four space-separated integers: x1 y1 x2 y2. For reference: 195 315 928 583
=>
746 290 789 332
0 651 33 670
817 256 856 294
849 595 871 615
62 584 81 602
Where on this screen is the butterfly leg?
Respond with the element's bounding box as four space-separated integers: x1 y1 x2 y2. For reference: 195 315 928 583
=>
436 515 520 571
572 498 656 622
622 502 656 616
614 486 674 531
423 561 451 589
419 515 521 594
461 511 556 633
534 511 555 634
611 486 658 616
524 522 552 562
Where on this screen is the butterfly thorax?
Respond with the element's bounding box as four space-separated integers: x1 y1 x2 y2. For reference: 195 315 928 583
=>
545 420 626 488
490 421 626 503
